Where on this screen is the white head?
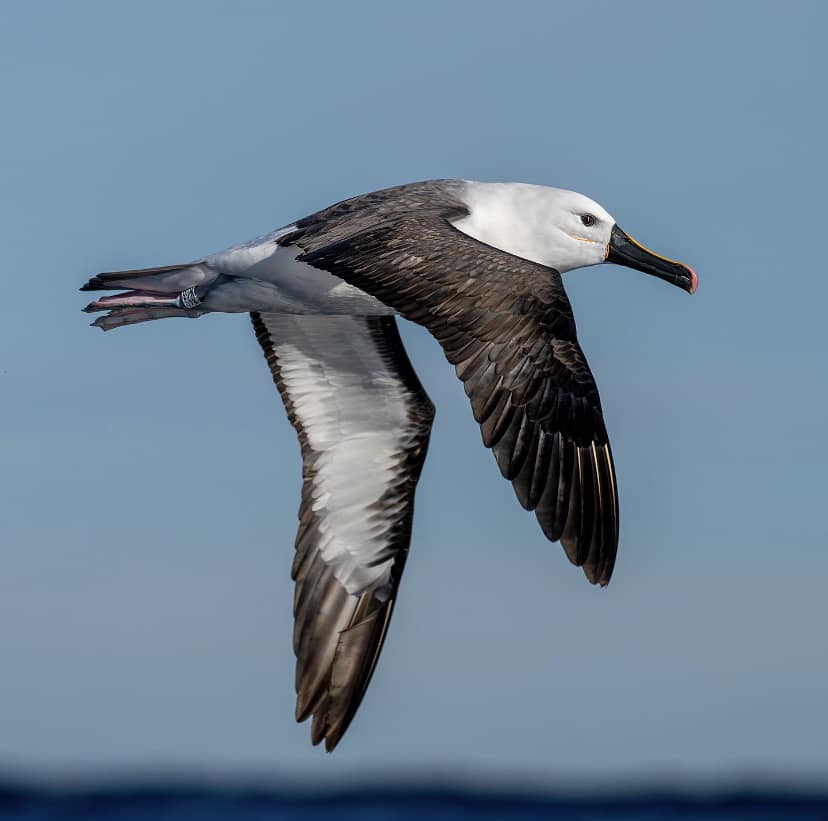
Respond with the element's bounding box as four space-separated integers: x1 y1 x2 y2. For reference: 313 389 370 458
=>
453 181 697 292
454 182 615 272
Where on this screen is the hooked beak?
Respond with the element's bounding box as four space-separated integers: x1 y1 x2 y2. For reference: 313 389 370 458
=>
605 224 697 294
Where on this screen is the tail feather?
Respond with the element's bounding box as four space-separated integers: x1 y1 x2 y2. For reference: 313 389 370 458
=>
81 262 216 294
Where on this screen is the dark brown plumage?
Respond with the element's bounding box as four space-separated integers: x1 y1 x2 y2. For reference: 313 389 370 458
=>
279 184 619 585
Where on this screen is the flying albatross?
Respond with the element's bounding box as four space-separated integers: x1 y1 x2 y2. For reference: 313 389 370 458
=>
81 179 697 751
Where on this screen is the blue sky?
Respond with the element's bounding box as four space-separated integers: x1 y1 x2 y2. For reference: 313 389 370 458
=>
1 0 826 788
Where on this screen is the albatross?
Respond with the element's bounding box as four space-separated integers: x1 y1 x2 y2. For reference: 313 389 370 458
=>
81 179 697 751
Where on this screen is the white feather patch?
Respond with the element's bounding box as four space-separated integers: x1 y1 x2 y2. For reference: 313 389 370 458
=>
262 315 425 596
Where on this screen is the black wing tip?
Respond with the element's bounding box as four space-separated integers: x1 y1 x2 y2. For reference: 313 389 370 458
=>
583 563 613 587
295 595 398 754
305 729 343 753
305 704 350 753
561 532 616 587
295 701 313 724
315 722 347 753
325 733 343 753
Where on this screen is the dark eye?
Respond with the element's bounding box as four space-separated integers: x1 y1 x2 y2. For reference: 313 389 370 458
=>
580 213 596 227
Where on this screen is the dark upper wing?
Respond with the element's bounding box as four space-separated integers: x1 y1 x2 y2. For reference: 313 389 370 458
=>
251 312 434 750
280 200 619 585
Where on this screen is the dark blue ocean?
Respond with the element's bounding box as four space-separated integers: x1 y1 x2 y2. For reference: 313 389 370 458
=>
2 786 827 821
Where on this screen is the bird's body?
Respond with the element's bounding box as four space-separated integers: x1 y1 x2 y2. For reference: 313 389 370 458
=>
82 179 696 750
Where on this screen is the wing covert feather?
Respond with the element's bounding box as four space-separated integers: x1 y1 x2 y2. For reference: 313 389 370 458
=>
282 193 619 584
